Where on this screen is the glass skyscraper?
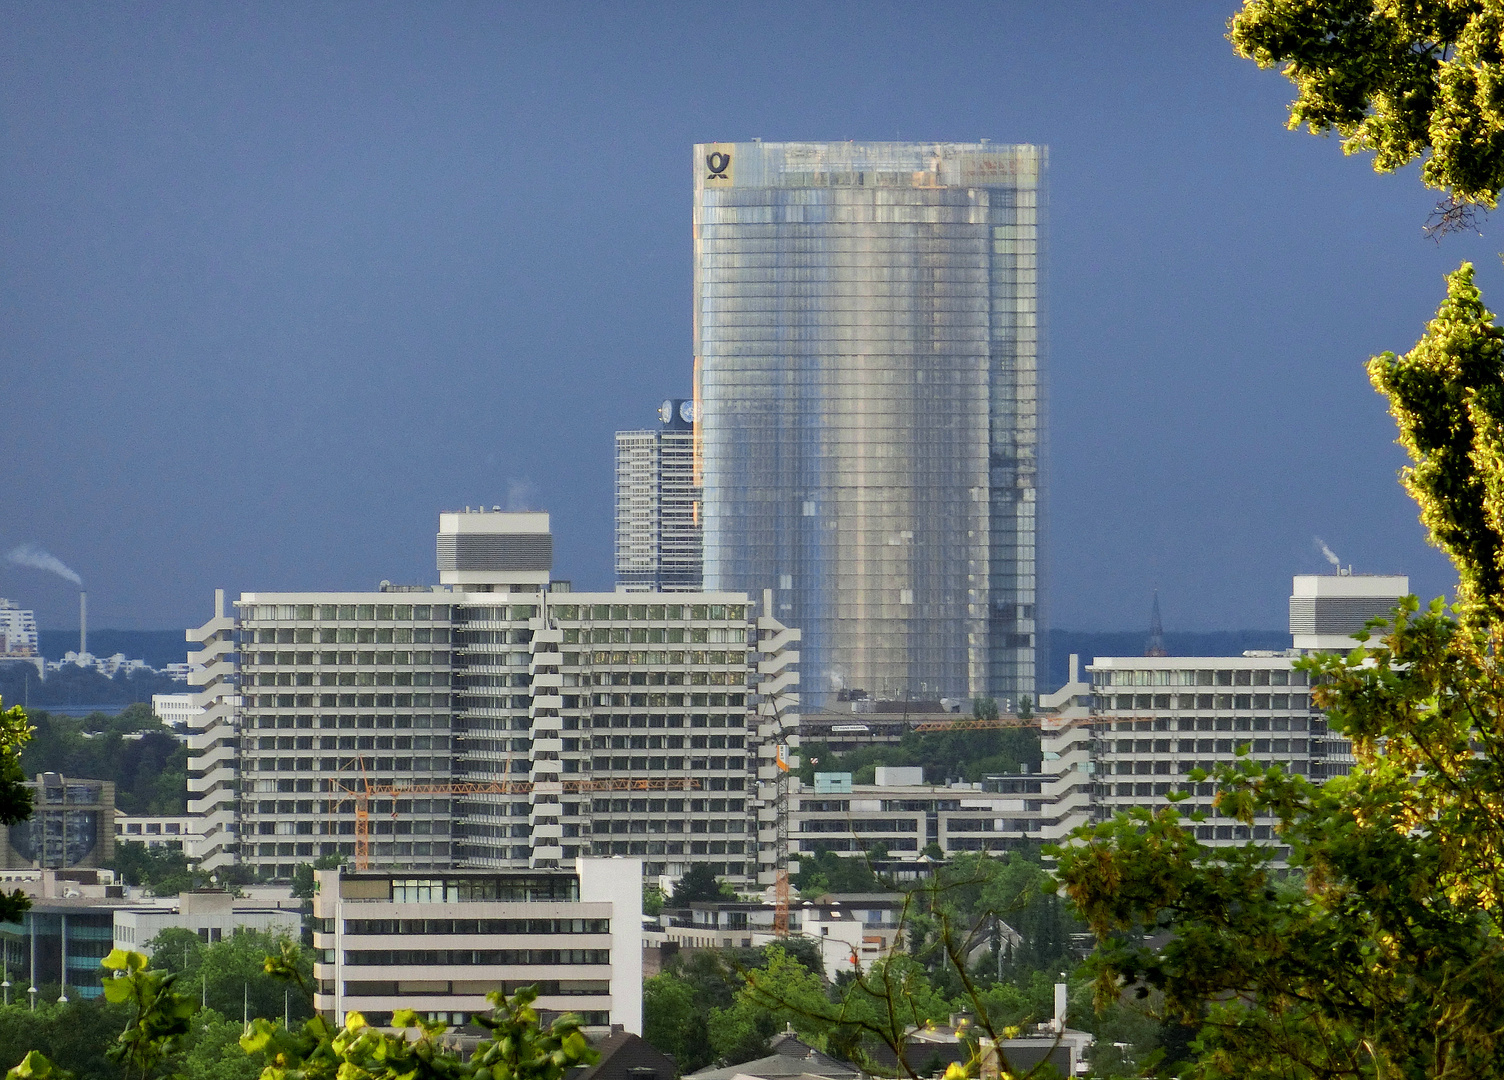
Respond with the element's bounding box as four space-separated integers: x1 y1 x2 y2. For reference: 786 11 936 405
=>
694 141 1044 707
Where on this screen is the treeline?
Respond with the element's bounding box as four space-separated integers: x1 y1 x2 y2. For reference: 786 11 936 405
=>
0 928 308 1079
0 662 183 707
797 725 1041 786
20 703 188 814
644 853 1171 1075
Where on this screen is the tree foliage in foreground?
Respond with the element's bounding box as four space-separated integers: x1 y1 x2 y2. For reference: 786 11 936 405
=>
1230 0 1504 217
1054 267 1504 1077
0 698 34 923
6 948 598 1080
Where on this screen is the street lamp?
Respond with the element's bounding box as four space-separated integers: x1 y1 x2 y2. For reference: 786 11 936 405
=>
2 971 10 1006
27 985 36 1012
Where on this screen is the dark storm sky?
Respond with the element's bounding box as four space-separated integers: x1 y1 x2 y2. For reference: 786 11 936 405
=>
0 2 1480 635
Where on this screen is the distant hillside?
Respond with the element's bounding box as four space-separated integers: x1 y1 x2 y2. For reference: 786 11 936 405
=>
1046 629 1290 694
38 629 187 668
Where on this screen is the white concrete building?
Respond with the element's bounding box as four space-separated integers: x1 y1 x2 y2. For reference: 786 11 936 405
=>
186 590 241 872
1085 574 1409 852
312 859 641 1034
0 598 42 675
112 890 301 954
615 400 702 592
114 815 206 859
185 511 802 888
151 694 203 730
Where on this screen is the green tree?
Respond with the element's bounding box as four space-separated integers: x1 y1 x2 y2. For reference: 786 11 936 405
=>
114 842 196 896
972 697 999 721
0 996 130 1078
1053 264 1504 1078
145 927 315 1026
669 864 734 906
642 881 666 918
290 853 346 900
1229 0 1504 226
793 849 883 896
644 970 709 1071
0 700 34 923
12 949 598 1080
21 706 188 815
708 945 832 1065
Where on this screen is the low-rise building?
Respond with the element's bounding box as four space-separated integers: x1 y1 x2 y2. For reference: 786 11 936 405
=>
112 890 300 954
311 859 642 1034
114 815 205 858
151 694 203 729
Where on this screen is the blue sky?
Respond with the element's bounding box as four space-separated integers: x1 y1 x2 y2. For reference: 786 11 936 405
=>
0 2 1478 632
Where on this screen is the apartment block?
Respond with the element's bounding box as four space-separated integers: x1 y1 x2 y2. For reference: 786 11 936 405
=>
615 399 702 591
311 860 641 1034
1085 573 1407 850
186 511 801 888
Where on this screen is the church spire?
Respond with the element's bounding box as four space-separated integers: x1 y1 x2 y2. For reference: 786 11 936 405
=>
1145 590 1167 657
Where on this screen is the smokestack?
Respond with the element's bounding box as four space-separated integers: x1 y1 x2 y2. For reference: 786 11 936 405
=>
79 591 87 656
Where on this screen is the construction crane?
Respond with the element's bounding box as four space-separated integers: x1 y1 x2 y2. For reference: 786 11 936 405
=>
772 742 791 936
330 771 702 870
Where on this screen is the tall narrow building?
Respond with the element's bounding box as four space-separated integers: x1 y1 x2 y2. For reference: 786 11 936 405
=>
615 399 703 591
694 141 1045 707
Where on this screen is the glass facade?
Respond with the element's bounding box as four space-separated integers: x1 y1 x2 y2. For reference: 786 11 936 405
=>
694 142 1044 706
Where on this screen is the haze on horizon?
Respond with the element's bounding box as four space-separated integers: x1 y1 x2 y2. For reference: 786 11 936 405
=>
0 2 1467 635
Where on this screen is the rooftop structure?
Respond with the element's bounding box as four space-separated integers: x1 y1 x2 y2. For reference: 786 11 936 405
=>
1289 572 1410 651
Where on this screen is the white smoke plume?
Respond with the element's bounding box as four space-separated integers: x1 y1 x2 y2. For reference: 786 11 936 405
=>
505 478 538 513
1314 537 1341 569
5 545 83 586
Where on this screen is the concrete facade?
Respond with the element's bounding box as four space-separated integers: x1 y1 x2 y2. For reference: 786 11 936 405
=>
311 860 642 1034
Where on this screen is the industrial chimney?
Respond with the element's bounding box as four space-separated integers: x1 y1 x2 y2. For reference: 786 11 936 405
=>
79 591 87 656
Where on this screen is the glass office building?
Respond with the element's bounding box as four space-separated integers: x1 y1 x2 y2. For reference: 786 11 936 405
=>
694 141 1044 707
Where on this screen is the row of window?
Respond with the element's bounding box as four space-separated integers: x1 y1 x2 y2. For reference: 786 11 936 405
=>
571 650 746 667
590 816 747 834
251 756 451 773
1112 738 1310 755
1102 694 1311 711
345 949 609 966
251 650 449 665
1095 669 1310 687
253 841 450 858
256 735 451 750
1104 715 1312 733
589 840 746 856
248 693 449 709
253 671 450 687
248 627 450 645
549 604 745 621
340 919 607 936
243 604 448 621
250 714 451 730
589 755 748 772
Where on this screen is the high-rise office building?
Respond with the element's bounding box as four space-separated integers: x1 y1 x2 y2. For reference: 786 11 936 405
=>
187 511 801 888
615 399 703 591
694 141 1044 708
